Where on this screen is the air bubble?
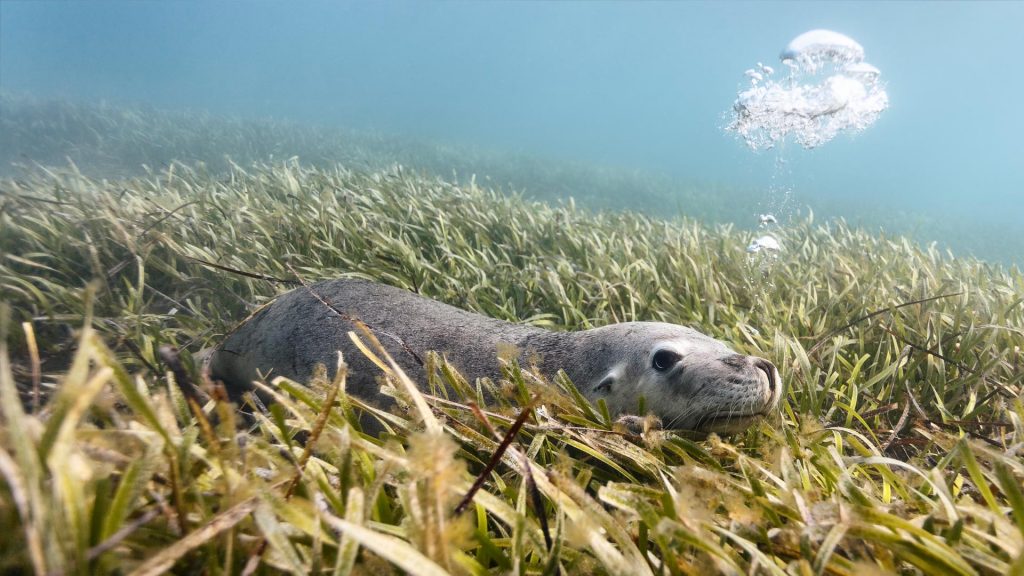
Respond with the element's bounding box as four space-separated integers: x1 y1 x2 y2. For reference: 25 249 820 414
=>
746 235 781 253
726 29 889 150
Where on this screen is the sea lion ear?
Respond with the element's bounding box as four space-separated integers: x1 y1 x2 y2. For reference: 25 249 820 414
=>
593 365 623 395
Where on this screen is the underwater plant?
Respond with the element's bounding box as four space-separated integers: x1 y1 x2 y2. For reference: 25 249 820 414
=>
1 158 1022 574
2 93 1019 264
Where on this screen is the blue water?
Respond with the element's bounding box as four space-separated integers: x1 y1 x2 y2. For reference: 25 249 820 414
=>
2 1 1022 260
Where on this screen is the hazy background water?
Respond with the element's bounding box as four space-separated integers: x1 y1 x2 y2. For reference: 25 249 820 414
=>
1 1 1022 263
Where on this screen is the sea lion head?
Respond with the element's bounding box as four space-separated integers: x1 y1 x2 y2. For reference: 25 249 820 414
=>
578 322 781 433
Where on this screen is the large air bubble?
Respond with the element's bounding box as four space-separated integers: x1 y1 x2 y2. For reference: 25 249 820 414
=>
726 29 888 150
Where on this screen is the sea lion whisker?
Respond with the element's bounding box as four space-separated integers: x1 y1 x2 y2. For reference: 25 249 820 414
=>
666 401 703 430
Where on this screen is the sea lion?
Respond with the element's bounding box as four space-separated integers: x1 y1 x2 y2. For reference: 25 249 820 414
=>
209 278 781 433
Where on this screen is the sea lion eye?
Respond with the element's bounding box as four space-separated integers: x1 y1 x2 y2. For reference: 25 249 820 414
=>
652 349 682 372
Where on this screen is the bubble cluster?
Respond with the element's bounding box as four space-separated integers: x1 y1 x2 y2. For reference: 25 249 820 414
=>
726 29 889 150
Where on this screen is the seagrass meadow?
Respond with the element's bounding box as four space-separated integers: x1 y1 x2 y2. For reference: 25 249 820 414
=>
3 94 1021 265
2 156 1024 573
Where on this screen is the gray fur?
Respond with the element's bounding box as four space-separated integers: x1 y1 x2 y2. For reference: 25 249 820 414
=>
209 278 781 432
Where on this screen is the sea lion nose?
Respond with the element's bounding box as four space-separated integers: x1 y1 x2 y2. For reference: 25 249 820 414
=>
753 358 778 395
